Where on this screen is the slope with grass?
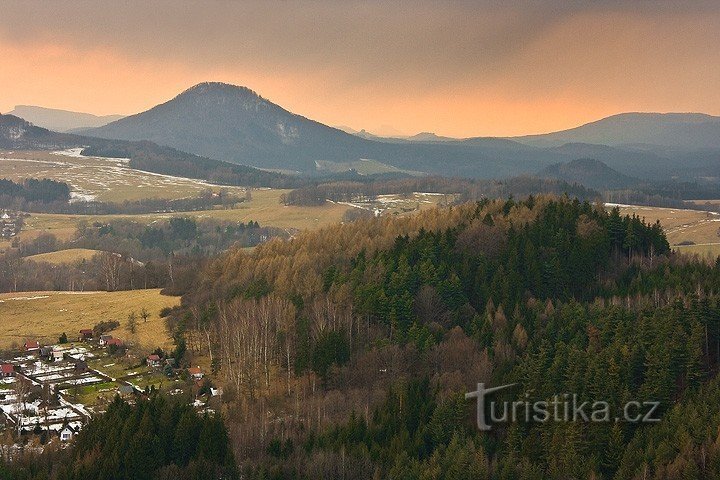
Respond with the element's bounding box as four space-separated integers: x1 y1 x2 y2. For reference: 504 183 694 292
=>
0 289 179 350
25 248 102 264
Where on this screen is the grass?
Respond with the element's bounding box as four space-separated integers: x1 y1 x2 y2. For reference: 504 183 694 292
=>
0 289 179 350
0 150 244 202
62 380 124 407
25 248 102 264
610 203 720 260
612 204 720 246
0 188 349 254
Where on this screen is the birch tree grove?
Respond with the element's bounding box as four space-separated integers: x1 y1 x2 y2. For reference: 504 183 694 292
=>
218 295 295 400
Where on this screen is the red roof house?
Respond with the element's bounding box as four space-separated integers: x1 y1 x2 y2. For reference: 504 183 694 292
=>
1 364 14 377
23 341 40 352
147 354 161 367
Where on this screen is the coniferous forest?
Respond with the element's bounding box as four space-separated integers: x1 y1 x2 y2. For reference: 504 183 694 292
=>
7 196 720 479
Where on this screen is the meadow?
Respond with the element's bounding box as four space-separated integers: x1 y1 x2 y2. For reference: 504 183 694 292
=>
0 149 243 202
25 248 102 264
613 203 720 259
0 289 179 350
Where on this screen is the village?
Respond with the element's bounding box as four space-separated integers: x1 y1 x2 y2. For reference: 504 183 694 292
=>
0 328 219 448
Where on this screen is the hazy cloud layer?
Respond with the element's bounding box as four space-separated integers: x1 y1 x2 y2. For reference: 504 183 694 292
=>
1 1 719 136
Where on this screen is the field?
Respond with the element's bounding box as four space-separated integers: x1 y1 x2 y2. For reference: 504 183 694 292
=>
0 149 245 202
25 248 102 264
0 289 179 350
611 203 720 259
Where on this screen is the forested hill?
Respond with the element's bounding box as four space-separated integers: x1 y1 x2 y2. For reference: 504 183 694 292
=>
171 196 720 478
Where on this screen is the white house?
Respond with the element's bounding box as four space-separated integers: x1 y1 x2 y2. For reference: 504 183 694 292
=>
60 425 76 442
52 349 64 362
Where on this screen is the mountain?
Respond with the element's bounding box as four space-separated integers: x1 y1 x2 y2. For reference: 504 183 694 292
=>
513 112 720 149
84 82 551 177
87 82 375 172
539 158 639 190
0 114 75 149
6 105 124 133
0 114 294 188
405 132 457 142
82 83 720 181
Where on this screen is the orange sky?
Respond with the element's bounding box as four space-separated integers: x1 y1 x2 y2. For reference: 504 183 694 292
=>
1 1 719 137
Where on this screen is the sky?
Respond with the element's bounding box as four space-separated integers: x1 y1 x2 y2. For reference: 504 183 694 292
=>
1 1 719 137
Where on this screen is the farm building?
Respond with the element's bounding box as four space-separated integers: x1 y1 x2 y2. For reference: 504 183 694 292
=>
79 329 93 341
23 341 40 352
99 335 113 346
0 364 14 377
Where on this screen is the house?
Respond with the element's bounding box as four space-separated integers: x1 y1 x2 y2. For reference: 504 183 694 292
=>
147 354 161 368
118 385 134 397
106 338 123 348
52 349 64 362
74 360 88 373
23 341 40 352
60 424 77 442
79 329 93 341
39 346 53 359
0 364 14 377
188 367 204 381
99 335 113 346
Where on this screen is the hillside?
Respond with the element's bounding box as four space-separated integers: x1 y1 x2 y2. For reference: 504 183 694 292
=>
0 114 294 188
539 158 639 189
83 82 720 183
87 82 375 172
7 105 124 132
513 112 720 149
82 82 557 178
169 196 720 478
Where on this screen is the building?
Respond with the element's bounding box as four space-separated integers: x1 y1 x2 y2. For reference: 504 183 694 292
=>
0 211 21 239
52 349 64 362
147 354 161 367
106 338 123 348
0 364 14 377
23 341 40 352
79 329 93 341
60 424 77 442
118 385 134 398
74 360 88 373
99 335 113 346
188 367 204 381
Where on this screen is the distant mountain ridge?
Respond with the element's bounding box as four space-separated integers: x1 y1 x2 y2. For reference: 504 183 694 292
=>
65 82 720 182
512 112 720 149
7 105 124 133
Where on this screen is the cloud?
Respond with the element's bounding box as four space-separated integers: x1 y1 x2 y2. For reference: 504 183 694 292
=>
1 1 719 136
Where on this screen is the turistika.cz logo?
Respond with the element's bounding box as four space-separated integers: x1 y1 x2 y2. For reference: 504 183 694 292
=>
465 383 661 431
